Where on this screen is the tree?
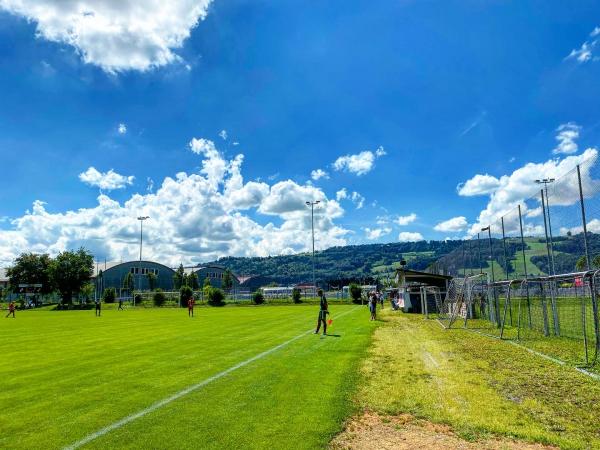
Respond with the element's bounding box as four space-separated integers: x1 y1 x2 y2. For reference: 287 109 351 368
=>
349 283 362 304
49 248 94 304
180 285 193 307
153 289 166 307
208 288 225 306
80 283 95 304
575 255 600 271
147 272 157 291
102 287 116 303
203 276 212 299
6 252 53 295
123 272 134 293
187 272 199 290
173 263 185 290
222 269 233 290
252 291 265 305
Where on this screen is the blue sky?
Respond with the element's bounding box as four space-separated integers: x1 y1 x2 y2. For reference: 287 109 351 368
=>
1 0 600 266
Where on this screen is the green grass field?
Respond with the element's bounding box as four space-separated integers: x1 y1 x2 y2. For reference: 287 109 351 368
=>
357 311 600 449
0 305 375 449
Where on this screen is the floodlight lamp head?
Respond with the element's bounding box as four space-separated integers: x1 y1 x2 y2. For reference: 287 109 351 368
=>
481 226 490 231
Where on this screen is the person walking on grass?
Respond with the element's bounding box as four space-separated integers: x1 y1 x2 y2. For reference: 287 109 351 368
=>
188 297 195 317
314 289 329 335
369 293 377 321
5 301 15 318
378 291 384 309
118 298 124 310
95 298 101 317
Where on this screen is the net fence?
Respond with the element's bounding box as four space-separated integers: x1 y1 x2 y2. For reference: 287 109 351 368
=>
432 153 600 367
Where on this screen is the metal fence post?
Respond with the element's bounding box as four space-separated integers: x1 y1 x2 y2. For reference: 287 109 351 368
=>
501 217 513 326
477 233 482 274
541 189 560 336
577 164 600 363
518 205 532 328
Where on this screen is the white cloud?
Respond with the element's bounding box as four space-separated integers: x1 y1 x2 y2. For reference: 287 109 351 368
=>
395 213 417 226
553 122 581 155
219 130 227 140
434 216 468 233
0 138 350 267
457 174 501 196
0 0 213 73
79 167 135 191
351 191 365 209
466 148 599 235
336 188 348 201
310 169 329 181
398 231 423 242
118 123 127 135
146 177 154 193
333 146 386 176
364 227 391 240
566 26 600 64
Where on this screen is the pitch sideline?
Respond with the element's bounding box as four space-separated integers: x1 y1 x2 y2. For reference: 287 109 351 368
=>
64 305 361 450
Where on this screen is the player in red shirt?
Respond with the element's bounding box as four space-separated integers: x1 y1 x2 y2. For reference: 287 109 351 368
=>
5 301 15 318
188 297 195 317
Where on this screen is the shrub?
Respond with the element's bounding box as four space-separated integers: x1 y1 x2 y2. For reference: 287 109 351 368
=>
102 287 116 304
134 293 142 305
349 283 362 304
252 291 265 305
208 288 226 307
180 285 193 307
292 288 302 304
153 289 167 307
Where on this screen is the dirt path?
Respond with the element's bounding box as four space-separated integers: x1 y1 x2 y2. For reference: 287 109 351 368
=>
330 411 557 450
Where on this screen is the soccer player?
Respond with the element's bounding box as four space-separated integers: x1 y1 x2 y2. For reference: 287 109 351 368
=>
118 298 124 310
369 293 377 320
188 297 195 317
5 301 15 318
314 289 329 335
95 298 101 317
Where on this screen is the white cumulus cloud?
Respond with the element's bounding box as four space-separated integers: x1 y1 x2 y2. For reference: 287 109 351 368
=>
434 216 468 232
364 227 391 240
553 122 581 155
79 167 135 190
398 231 423 242
118 123 127 135
332 146 386 176
0 0 213 73
0 138 350 267
395 213 417 226
351 191 365 209
310 169 329 181
457 174 501 196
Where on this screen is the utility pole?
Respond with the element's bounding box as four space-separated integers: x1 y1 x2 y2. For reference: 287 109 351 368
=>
305 200 320 297
137 216 150 306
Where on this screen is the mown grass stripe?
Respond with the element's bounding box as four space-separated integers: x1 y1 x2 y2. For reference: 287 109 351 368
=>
63 306 359 450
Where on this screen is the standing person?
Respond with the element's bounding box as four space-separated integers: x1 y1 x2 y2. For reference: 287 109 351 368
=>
118 298 124 311
188 297 195 317
379 291 384 309
95 298 101 317
314 289 329 335
5 301 15 318
369 293 377 321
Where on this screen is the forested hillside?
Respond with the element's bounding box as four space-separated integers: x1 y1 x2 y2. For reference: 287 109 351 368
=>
208 240 464 285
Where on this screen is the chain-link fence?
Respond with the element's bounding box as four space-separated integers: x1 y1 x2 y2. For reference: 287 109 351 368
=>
432 153 600 367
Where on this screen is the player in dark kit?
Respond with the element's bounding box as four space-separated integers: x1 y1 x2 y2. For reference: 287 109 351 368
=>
314 289 329 335
188 297 195 317
5 301 15 318
95 299 101 317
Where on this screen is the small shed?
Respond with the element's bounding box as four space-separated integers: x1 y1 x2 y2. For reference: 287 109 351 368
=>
394 268 452 314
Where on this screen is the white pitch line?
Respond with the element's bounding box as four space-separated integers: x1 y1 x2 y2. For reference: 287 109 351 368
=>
64 306 360 450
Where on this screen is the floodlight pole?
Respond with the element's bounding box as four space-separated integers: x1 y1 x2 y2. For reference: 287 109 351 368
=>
137 216 150 306
535 179 556 275
306 200 320 297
